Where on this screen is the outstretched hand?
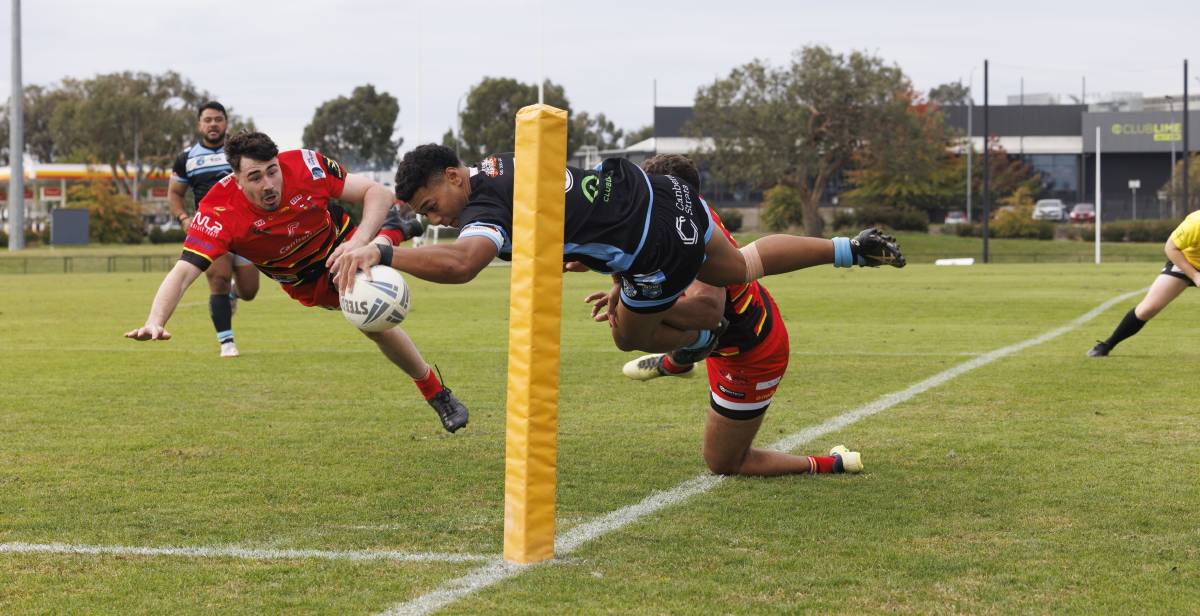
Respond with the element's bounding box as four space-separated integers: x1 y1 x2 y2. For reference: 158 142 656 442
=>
584 282 622 324
124 324 171 341
329 243 383 295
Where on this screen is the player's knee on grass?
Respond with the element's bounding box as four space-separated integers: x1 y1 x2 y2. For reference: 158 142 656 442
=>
703 450 745 476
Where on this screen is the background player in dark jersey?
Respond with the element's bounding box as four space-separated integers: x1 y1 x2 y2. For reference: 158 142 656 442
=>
586 154 862 477
168 101 261 358
330 144 904 360
127 132 468 433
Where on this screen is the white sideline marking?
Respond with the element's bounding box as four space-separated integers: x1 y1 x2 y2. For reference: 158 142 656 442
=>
0 542 494 564
380 288 1145 616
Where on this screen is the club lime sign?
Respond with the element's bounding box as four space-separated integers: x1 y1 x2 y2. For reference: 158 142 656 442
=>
1110 121 1181 142
1085 111 1197 152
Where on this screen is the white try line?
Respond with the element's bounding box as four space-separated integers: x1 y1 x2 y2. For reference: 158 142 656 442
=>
0 542 495 564
380 288 1146 616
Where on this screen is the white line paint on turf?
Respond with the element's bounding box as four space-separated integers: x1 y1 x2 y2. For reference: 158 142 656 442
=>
380 288 1145 616
0 542 494 563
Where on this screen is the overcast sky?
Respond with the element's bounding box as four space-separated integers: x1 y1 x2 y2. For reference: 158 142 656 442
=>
1 0 1197 152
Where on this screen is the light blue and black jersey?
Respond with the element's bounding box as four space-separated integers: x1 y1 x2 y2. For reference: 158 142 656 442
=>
457 153 714 313
172 142 233 207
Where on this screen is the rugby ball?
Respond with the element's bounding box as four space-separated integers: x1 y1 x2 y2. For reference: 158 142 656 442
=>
340 265 410 332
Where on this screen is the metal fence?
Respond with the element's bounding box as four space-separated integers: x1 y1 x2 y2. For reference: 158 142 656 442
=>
0 254 178 275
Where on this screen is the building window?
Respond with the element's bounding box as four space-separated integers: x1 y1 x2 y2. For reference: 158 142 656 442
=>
1024 154 1078 200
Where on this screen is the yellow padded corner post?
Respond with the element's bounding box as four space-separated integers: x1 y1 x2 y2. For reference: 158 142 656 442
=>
504 103 568 565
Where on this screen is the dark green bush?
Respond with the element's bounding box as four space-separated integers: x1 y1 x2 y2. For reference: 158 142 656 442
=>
1095 220 1179 243
716 208 743 232
148 226 188 244
0 226 44 246
955 223 981 237
840 205 929 232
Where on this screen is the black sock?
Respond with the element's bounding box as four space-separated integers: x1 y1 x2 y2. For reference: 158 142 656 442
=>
1104 308 1146 349
210 294 234 344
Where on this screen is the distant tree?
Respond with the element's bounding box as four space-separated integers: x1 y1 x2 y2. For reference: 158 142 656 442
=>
844 93 963 214
689 46 910 236
0 84 84 165
302 84 401 171
929 80 971 106
449 77 577 164
440 128 458 150
623 124 653 148
48 71 217 197
981 138 1042 204
571 111 624 152
66 178 145 244
761 184 805 231
1163 154 1200 213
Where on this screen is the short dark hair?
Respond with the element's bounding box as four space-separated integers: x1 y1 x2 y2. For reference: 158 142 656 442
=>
395 144 462 202
642 154 700 191
225 131 278 171
198 100 227 119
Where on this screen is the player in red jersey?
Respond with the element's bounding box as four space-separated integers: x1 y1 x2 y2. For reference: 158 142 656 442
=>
124 132 468 433
587 155 863 477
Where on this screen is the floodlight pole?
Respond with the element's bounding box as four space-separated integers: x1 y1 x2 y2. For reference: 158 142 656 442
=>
966 68 974 222
1185 59 1190 211
1095 126 1102 265
8 0 25 250
981 59 990 263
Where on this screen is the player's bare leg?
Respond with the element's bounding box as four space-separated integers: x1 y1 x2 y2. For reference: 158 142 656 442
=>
1090 274 1188 357
205 254 240 357
362 326 469 433
696 227 905 288
609 303 709 353
1134 274 1188 319
703 411 861 477
232 261 261 302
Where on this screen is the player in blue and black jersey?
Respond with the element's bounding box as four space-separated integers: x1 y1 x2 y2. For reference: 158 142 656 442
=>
329 144 905 358
168 101 261 358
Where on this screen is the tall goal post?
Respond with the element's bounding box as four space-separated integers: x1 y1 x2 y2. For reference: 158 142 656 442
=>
503 103 568 565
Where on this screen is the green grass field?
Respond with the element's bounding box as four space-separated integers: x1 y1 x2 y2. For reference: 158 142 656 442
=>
0 231 1168 276
2 262 1198 614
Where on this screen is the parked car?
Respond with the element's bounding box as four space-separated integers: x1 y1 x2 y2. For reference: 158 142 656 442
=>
1032 199 1067 221
944 211 968 225
1069 202 1096 223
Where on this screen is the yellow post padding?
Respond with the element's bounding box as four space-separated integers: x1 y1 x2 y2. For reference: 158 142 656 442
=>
503 103 568 564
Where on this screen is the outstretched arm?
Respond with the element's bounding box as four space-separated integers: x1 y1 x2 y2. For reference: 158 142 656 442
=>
326 173 398 282
331 235 499 291
124 260 204 340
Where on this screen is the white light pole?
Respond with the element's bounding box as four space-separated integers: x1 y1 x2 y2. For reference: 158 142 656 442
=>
1095 126 1102 264
455 93 466 159
1129 179 1140 220
8 0 24 250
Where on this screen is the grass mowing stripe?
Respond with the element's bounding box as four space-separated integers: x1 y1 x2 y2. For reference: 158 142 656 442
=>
0 542 494 563
379 287 1146 616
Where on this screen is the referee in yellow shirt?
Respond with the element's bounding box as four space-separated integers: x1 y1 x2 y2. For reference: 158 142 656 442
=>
1089 211 1200 356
